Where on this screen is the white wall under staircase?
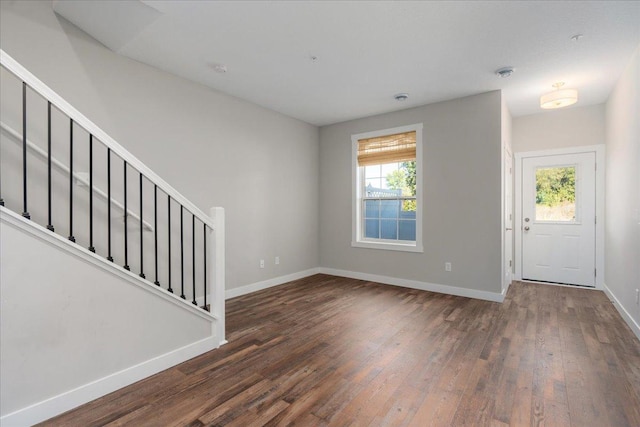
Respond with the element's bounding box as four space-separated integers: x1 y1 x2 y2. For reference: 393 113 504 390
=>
0 208 220 426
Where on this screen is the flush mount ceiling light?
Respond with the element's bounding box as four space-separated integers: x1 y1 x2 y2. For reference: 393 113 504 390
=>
540 82 578 109
495 66 515 78
394 93 409 101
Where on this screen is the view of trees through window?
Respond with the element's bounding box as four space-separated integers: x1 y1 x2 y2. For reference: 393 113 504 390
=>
386 161 416 211
535 166 576 221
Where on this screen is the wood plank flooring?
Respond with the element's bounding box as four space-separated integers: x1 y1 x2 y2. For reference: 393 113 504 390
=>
40 274 640 426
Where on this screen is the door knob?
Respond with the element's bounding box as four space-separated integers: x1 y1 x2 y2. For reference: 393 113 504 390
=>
524 218 530 222
524 226 530 231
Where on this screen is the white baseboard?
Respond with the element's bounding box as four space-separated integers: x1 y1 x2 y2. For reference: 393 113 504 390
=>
225 268 321 299
505 279 512 295
0 336 221 426
318 267 505 303
603 283 640 341
225 267 504 303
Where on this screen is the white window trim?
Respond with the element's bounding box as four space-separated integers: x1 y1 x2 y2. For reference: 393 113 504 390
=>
351 123 424 253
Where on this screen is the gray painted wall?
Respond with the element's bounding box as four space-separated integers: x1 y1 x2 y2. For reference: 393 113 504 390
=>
512 104 605 153
319 91 503 294
502 95 513 151
0 1 320 292
605 45 640 330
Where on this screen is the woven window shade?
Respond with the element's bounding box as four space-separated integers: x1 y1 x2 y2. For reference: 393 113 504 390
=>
357 131 416 166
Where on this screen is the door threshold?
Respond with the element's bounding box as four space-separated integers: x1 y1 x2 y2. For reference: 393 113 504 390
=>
521 279 596 289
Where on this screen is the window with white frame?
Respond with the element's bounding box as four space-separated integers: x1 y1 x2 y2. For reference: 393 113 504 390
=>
352 124 423 252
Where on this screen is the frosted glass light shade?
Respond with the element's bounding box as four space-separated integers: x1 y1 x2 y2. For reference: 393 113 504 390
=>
540 88 578 109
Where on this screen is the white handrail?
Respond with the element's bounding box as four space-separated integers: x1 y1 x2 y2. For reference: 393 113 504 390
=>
0 121 153 231
0 49 215 229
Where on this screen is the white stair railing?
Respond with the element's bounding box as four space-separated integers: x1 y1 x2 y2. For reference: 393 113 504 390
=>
0 49 225 343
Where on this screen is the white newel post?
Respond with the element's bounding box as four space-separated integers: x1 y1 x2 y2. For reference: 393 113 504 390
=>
210 207 226 346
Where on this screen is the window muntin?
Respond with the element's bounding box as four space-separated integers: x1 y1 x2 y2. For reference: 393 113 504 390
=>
352 124 423 252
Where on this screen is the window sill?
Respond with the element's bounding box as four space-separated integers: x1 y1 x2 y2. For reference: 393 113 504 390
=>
351 240 424 253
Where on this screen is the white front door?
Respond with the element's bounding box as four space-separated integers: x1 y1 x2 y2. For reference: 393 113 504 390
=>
521 152 596 287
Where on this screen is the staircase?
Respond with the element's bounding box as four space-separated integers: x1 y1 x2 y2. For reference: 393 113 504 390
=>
0 49 226 425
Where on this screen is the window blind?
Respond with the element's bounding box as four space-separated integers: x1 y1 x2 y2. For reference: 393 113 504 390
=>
357 131 416 166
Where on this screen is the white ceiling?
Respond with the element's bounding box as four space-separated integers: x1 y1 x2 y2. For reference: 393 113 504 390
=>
53 0 640 126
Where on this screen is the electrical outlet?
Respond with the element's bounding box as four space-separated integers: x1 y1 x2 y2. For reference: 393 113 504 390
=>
275 256 280 265
445 262 452 272
260 259 265 268
636 289 639 305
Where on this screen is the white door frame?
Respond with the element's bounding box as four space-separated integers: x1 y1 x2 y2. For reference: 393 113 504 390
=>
502 144 513 295
514 145 605 289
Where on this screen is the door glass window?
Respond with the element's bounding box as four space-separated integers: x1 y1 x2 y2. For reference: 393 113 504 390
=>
535 166 576 222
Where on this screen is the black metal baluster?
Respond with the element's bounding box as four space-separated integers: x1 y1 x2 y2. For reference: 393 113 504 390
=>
154 185 160 286
68 119 75 242
180 206 185 299
46 102 54 231
22 82 30 219
123 161 129 270
107 149 113 262
88 135 95 252
192 215 197 306
167 195 173 293
203 223 207 311
139 172 145 278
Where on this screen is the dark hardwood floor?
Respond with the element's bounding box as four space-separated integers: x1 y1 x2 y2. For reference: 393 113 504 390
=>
40 274 640 426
